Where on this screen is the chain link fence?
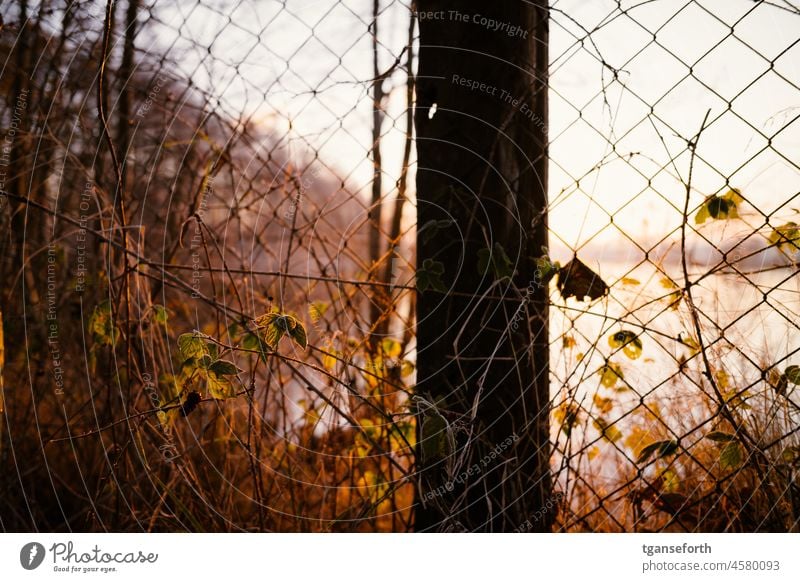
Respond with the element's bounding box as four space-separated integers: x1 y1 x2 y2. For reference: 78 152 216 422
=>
1 0 418 532
0 0 798 532
547 0 800 532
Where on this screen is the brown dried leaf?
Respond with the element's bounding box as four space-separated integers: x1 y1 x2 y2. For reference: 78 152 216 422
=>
556 258 609 302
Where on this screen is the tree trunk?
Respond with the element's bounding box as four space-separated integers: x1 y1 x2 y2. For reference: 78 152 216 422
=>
414 0 552 532
118 0 139 189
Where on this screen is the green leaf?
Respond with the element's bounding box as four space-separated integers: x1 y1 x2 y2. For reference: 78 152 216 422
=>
153 304 169 325
263 325 285 348
178 332 209 360
196 354 214 369
288 320 308 349
694 189 743 224
477 243 514 280
251 334 272 363
256 313 286 348
417 259 446 293
209 360 240 376
227 322 243 339
608 330 643 360
768 369 789 396
534 254 559 285
254 311 278 328
706 431 737 443
255 312 305 349
89 301 118 346
769 222 800 256
781 445 800 465
719 441 743 470
180 357 197 375
420 414 451 463
156 374 183 430
206 342 219 360
707 196 731 218
204 370 237 399
784 365 800 385
273 314 297 333
242 332 260 351
636 439 679 464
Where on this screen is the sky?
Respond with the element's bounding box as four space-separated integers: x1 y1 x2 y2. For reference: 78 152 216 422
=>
548 0 800 266
141 0 800 271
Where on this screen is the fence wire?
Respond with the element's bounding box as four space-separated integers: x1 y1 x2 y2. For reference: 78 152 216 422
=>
0 0 798 532
548 0 800 532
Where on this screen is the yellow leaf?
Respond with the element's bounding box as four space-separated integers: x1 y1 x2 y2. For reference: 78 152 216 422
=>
695 189 744 224
554 402 581 436
204 370 237 399
660 277 678 289
694 204 710 224
587 446 600 460
608 330 643 360
321 349 339 371
625 426 655 458
621 277 641 286
381 338 402 358
308 301 329 323
599 361 624 388
593 394 614 414
666 291 682 310
391 421 416 451
723 388 751 410
679 334 701 353
363 355 387 389
769 222 800 256
659 278 682 308
593 417 623 443
723 188 744 206
400 359 415 377
304 406 322 427
636 404 664 424
660 469 680 493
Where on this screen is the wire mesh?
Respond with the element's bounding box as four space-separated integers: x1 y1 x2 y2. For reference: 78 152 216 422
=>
0 0 798 532
547 0 800 532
